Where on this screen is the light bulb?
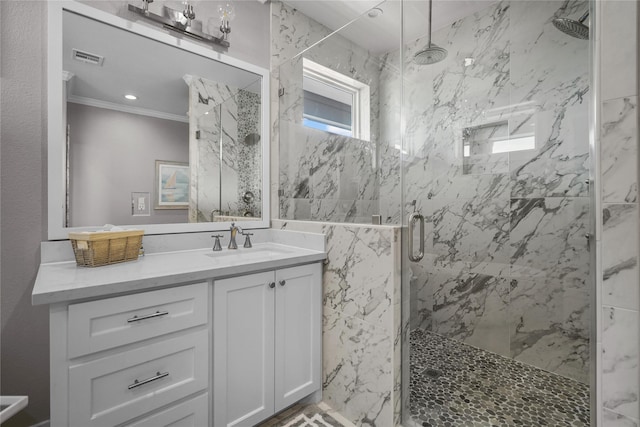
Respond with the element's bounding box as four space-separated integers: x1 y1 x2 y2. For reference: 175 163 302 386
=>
218 3 235 21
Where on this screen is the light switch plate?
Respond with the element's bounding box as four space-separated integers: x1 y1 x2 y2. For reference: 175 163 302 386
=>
132 192 150 216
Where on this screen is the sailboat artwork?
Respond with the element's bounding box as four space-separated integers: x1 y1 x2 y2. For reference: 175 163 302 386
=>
155 160 189 209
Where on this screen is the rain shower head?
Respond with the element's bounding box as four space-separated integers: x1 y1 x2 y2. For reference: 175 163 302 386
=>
414 0 448 65
553 10 589 40
414 45 448 65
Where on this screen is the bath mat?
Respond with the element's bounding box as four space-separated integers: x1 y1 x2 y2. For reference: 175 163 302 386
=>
280 412 339 427
258 403 354 427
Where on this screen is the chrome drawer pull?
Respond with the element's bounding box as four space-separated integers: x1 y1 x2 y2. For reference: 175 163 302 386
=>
128 371 169 390
127 310 169 323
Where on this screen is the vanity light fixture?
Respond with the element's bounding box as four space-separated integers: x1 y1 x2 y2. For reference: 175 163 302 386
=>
124 94 138 100
127 1 230 49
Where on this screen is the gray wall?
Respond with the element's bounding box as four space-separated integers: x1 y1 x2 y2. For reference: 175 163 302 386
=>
0 1 269 424
68 103 188 226
1 2 49 425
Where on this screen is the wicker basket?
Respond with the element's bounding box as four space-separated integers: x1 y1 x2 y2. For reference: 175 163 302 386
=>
69 230 144 267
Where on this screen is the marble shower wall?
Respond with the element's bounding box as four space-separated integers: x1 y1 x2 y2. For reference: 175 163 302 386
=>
271 220 402 427
598 1 639 425
274 1 402 224
381 0 591 383
188 77 262 221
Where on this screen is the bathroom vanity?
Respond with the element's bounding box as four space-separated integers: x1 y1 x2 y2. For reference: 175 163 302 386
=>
33 237 326 427
36 2 326 424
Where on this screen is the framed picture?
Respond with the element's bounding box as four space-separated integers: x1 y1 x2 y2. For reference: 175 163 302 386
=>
155 160 189 209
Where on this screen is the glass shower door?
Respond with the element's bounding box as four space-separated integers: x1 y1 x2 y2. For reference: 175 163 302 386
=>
400 1 592 425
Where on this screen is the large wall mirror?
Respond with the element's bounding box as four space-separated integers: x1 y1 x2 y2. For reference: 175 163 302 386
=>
48 2 270 239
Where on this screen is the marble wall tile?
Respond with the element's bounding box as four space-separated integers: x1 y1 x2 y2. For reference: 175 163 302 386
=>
510 197 589 281
274 1 393 224
602 306 640 420
598 2 640 424
270 1 331 68
509 103 589 199
603 409 639 427
275 220 396 332
509 275 590 382
426 197 510 265
603 204 639 310
509 1 589 112
377 50 402 225
602 97 638 203
601 0 638 101
271 220 402 426
511 324 589 383
323 307 394 427
431 271 510 356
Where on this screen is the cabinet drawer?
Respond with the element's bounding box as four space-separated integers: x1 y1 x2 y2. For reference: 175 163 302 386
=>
68 329 208 427
125 393 208 427
68 282 208 358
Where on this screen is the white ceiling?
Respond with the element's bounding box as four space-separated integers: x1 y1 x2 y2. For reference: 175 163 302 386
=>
63 10 261 118
281 0 496 55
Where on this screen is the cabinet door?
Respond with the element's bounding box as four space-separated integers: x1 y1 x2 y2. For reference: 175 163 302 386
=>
213 271 275 427
274 264 322 411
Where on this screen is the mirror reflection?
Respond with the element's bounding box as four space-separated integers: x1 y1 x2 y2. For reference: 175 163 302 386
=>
63 10 262 227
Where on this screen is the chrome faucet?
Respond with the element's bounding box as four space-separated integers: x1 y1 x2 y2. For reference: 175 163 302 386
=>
228 223 241 249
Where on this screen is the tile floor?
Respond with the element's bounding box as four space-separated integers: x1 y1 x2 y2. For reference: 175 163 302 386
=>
409 329 590 427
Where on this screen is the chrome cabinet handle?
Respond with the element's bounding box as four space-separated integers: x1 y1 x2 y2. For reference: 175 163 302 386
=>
268 282 276 289
127 310 169 323
128 371 169 390
408 212 425 262
279 280 286 286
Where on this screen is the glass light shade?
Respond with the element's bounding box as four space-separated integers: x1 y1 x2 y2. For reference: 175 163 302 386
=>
218 2 235 21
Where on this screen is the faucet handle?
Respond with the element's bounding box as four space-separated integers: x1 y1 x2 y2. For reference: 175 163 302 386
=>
242 232 253 248
211 234 223 252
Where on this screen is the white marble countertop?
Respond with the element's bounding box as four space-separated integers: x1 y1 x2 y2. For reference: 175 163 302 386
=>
32 243 326 305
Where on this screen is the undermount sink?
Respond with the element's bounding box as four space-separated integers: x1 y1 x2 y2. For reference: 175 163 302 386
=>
204 246 292 260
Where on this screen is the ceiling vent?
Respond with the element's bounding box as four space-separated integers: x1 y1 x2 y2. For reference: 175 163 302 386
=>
72 49 104 66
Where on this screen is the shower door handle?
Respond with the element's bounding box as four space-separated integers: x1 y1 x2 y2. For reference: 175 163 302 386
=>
408 212 424 262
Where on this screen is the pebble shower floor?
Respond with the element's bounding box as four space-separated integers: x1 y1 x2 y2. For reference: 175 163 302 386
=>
410 330 590 427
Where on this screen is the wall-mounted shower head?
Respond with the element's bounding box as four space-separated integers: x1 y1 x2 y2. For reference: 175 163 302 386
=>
553 10 589 40
414 0 448 65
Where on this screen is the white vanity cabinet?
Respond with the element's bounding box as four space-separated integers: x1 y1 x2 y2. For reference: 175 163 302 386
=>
36 241 326 427
50 282 210 427
213 263 323 427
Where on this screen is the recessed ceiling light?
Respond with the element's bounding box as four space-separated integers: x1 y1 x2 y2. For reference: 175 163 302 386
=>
124 94 137 100
368 7 383 18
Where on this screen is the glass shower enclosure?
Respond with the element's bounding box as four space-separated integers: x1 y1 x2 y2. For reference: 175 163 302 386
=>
276 0 593 424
